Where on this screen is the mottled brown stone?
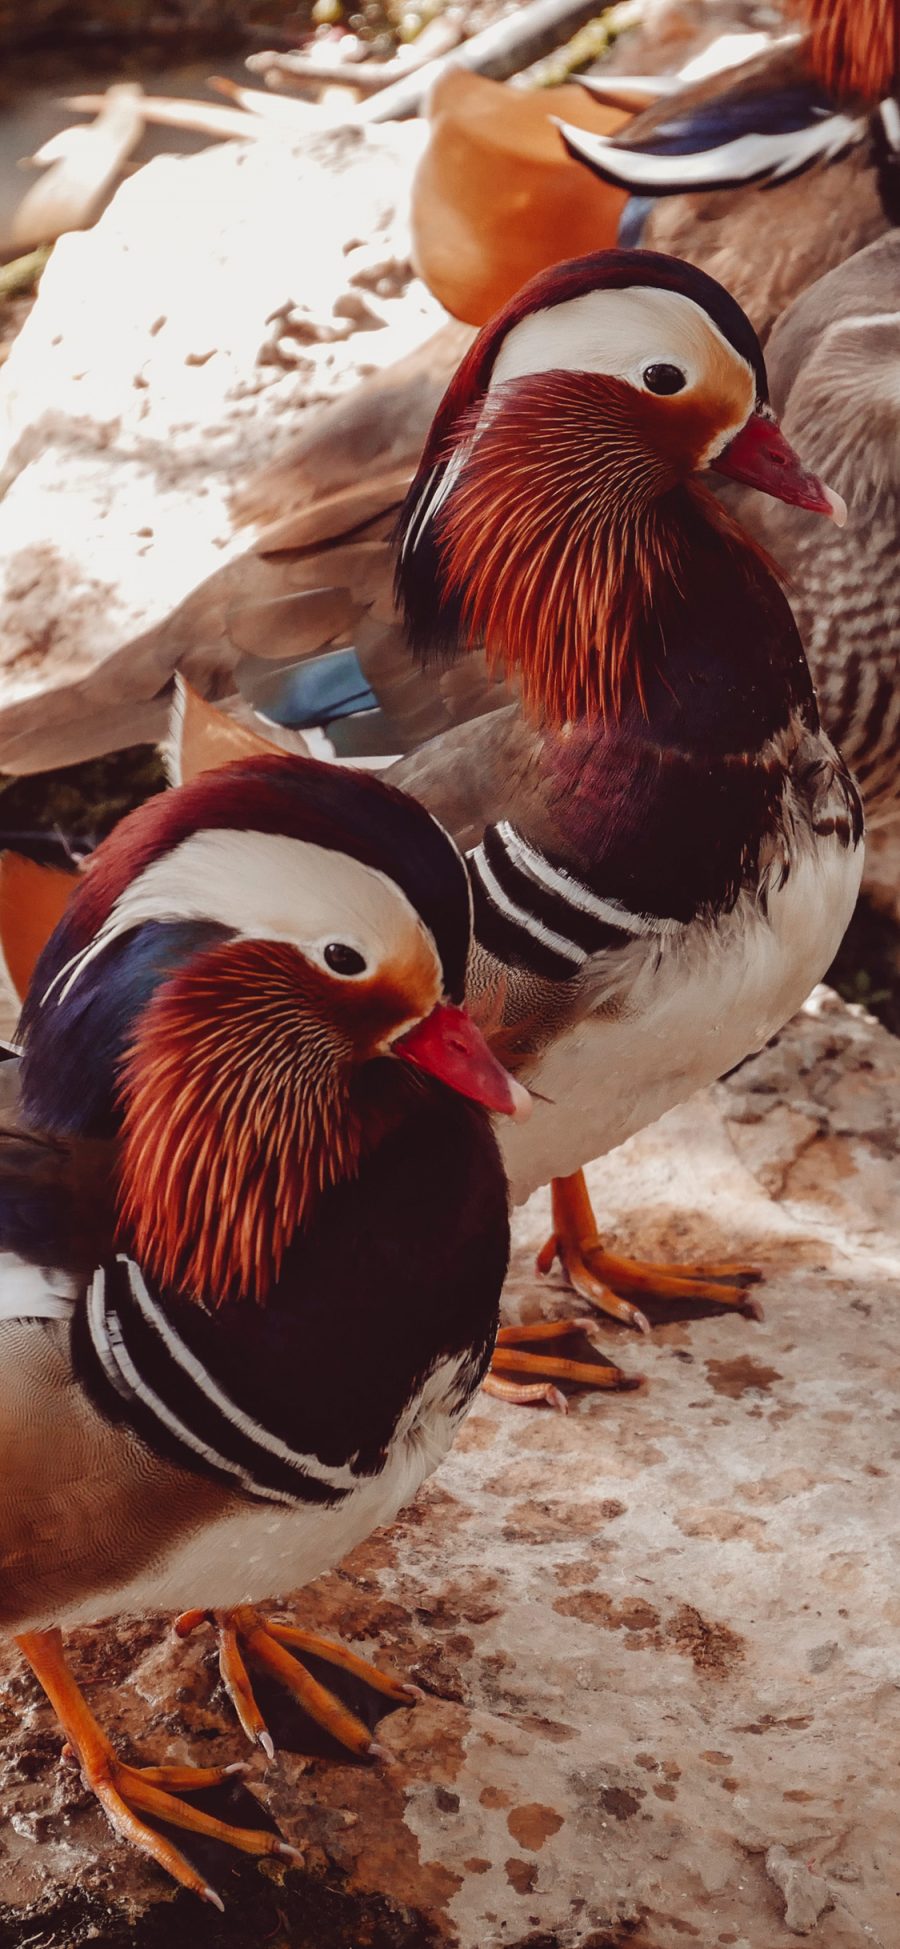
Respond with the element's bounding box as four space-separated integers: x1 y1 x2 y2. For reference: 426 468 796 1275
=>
704 1355 783 1398
505 1857 539 1895
506 1804 564 1852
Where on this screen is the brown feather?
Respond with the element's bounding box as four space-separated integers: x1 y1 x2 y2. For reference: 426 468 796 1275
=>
167 676 289 788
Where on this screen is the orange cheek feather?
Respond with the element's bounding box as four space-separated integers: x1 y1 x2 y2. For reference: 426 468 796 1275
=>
116 936 441 1306
439 369 755 727
801 0 900 100
118 940 359 1307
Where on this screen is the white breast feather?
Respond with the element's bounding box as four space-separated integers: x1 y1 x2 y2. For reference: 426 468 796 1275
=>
499 827 863 1206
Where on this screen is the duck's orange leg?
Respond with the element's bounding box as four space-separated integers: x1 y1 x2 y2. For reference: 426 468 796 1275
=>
175 1604 419 1762
16 1627 300 1908
537 1170 763 1335
484 1315 641 1410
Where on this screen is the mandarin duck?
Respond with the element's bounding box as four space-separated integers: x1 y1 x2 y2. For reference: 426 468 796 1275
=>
42 250 861 1395
727 230 900 831
562 0 900 343
0 0 895 780
3 2 895 779
0 251 866 1399
377 248 864 1347
0 751 525 1903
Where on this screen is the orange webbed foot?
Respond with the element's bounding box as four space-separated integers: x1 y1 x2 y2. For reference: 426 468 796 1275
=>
484 1316 642 1410
17 1628 298 1907
538 1171 763 1334
175 1605 420 1762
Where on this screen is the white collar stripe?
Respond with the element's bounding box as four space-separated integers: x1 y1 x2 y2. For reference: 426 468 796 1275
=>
124 1257 361 1492
880 98 900 152
86 1271 303 1506
471 847 586 967
496 823 658 935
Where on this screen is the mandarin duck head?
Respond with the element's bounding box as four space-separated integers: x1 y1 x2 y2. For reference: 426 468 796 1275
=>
18 755 525 1306
395 248 843 729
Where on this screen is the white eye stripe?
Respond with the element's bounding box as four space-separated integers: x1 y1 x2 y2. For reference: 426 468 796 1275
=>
487 283 749 399
401 285 757 570
43 830 441 1007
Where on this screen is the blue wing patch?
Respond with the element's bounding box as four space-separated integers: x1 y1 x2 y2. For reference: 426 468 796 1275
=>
247 647 378 729
620 82 834 157
617 196 655 247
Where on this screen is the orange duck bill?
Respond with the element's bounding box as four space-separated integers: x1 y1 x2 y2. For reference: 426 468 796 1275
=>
394 1003 531 1121
713 411 847 523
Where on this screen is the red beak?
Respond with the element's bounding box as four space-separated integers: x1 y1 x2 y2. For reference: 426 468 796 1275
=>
712 410 846 524
394 1003 531 1122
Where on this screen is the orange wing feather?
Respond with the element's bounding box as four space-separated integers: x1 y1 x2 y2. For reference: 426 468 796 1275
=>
0 852 78 1004
169 678 283 787
410 70 630 327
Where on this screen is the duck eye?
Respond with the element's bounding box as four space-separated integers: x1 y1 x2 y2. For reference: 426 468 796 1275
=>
642 362 687 396
324 942 367 977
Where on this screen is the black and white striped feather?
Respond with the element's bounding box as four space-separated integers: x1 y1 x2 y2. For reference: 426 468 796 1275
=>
557 97 870 199
81 1257 351 1510
468 821 678 983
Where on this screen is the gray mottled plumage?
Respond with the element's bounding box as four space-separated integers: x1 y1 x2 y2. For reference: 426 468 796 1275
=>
621 140 889 345
732 233 900 829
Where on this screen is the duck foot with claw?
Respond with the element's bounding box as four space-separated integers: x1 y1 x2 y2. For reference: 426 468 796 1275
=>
175 1605 420 1762
16 1627 299 1908
484 1316 642 1410
537 1172 764 1335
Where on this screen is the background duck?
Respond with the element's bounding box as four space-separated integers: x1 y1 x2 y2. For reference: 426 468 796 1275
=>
407 29 780 328
1 753 522 1902
729 231 900 832
408 67 629 327
563 0 900 340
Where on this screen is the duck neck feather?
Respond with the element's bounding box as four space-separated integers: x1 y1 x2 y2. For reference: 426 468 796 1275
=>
419 371 809 752
799 0 900 101
117 937 360 1307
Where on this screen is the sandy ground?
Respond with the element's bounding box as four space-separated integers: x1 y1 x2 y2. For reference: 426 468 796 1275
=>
0 112 442 706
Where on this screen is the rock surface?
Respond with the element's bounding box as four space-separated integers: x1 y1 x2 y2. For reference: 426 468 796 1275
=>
0 986 897 1948
0 111 438 715
767 1844 834 1936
